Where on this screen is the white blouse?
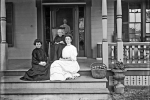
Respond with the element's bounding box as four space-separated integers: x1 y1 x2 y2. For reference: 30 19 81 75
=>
62 45 77 61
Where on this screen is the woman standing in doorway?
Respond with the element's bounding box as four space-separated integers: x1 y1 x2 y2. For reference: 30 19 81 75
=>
60 18 71 34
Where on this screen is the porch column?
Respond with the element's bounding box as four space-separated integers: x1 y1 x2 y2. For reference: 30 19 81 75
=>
117 0 123 62
141 1 146 42
1 0 8 71
102 0 108 68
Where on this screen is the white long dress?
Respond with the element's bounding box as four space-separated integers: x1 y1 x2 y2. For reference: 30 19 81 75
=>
50 45 80 81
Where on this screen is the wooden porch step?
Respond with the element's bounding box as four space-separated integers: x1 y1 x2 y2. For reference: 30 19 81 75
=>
0 88 110 100
0 88 109 94
0 69 91 76
0 75 110 100
0 75 108 89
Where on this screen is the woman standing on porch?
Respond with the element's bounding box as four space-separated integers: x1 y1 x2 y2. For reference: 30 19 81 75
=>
50 34 80 81
60 18 71 34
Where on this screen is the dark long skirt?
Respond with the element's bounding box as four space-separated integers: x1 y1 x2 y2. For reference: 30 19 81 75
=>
20 63 50 81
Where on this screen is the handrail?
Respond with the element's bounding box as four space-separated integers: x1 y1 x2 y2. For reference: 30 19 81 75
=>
107 42 150 65
108 42 117 46
123 42 150 46
108 42 150 46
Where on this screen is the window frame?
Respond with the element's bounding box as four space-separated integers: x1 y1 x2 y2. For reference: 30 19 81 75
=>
6 2 14 47
114 1 148 42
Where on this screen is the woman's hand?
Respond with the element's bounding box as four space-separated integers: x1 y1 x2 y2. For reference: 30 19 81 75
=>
39 61 46 66
54 42 59 44
59 41 65 44
59 57 71 61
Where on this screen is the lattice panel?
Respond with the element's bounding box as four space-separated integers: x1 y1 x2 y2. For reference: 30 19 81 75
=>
109 76 150 86
124 76 130 85
136 76 143 86
143 76 149 86
130 76 137 86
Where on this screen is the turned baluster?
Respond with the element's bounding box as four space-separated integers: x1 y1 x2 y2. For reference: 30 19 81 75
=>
126 45 130 63
137 45 141 63
111 46 115 64
131 45 135 63
146 50 150 62
144 45 147 63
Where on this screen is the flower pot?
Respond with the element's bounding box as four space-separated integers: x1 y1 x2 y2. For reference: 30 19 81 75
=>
112 69 126 81
114 82 125 94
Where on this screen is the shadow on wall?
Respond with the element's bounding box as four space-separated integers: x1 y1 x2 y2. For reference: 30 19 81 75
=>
92 46 97 58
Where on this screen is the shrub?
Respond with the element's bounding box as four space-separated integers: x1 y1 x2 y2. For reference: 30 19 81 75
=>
110 87 150 100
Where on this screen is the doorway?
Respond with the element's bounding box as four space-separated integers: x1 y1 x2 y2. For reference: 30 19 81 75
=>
44 5 86 58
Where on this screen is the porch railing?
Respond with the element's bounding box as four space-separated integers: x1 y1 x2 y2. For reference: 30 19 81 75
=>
108 42 150 66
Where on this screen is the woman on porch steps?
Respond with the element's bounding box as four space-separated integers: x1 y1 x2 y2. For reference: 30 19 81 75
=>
50 34 80 81
20 39 50 81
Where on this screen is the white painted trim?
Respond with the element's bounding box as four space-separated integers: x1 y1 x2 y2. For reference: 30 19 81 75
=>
102 42 109 68
96 58 102 60
42 2 86 5
77 57 87 59
107 68 150 70
109 76 150 86
97 42 102 44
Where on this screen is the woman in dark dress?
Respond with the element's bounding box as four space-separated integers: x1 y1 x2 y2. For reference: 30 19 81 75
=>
53 29 66 60
20 39 50 81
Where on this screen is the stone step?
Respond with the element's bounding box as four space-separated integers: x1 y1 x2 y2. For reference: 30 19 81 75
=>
0 88 111 100
1 75 107 89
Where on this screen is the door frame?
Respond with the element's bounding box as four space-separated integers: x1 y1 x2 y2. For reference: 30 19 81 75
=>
36 0 92 58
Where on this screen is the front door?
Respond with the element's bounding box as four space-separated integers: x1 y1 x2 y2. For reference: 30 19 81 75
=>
44 5 86 57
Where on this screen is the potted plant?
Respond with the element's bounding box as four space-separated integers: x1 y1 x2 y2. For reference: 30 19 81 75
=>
111 60 127 94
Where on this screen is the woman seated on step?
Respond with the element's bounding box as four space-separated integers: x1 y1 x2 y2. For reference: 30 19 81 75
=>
50 34 80 81
20 39 50 81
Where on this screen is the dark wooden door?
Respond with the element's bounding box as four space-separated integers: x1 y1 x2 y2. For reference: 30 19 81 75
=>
50 5 86 57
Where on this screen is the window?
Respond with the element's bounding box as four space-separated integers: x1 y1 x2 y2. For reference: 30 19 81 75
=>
6 2 13 47
128 4 141 42
146 0 150 41
114 1 150 42
146 9 150 33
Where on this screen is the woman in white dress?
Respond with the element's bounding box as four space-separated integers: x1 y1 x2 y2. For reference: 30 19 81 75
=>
50 34 80 81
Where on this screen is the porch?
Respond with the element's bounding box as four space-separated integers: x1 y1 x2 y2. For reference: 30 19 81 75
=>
0 59 111 100
0 0 150 99
97 42 150 68
1 58 150 86
0 58 150 100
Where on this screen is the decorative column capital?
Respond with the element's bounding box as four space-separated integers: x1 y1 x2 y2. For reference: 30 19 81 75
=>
102 15 107 19
102 0 108 42
1 0 6 43
0 17 6 21
116 0 122 42
116 15 122 19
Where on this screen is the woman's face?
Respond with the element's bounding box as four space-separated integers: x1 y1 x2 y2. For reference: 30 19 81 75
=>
57 29 63 37
65 36 72 44
63 19 67 24
35 42 42 48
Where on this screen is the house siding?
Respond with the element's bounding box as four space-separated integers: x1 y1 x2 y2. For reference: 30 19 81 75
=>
91 0 114 58
6 0 37 59
3 0 115 59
